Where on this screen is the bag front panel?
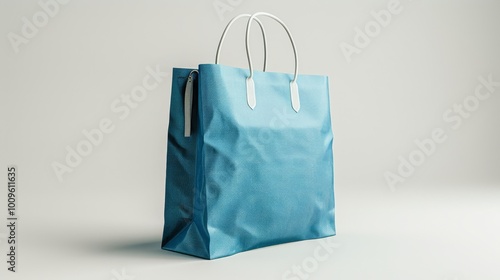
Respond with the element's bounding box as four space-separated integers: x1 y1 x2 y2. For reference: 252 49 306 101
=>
198 64 335 259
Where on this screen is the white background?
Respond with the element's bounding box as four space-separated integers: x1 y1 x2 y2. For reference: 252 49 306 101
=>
1 0 499 279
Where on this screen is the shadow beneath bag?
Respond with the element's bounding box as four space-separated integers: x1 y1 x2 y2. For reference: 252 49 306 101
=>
84 239 200 262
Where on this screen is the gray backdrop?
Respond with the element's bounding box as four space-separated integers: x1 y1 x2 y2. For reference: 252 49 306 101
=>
1 0 499 279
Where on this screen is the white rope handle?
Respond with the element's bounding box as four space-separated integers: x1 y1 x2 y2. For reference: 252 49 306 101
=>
245 12 300 112
215 14 268 71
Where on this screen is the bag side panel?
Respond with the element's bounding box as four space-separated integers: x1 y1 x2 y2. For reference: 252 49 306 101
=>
162 68 209 258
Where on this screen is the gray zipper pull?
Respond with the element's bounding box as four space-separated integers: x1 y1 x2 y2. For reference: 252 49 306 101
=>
184 70 198 137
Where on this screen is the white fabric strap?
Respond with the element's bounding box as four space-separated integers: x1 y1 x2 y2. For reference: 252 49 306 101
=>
215 14 268 71
245 12 300 112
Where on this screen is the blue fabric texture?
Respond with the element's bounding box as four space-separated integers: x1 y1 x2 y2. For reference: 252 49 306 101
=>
162 64 335 259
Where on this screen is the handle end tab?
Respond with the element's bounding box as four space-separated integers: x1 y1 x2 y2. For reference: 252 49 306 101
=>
246 77 256 110
290 81 300 112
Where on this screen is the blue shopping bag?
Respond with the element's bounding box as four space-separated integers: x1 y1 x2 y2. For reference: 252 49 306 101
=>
162 12 335 259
